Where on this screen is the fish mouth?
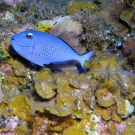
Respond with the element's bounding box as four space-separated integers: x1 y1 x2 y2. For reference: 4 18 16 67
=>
17 43 30 47
16 44 31 51
10 37 14 40
10 36 30 48
10 36 31 53
11 42 30 50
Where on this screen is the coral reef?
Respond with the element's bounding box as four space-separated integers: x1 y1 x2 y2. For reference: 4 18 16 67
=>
100 0 126 21
99 0 126 37
3 0 22 6
32 68 97 117
85 54 135 117
72 10 107 47
2 11 15 23
66 0 99 14
1 36 135 134
28 54 135 134
0 0 68 30
25 0 67 23
71 10 122 50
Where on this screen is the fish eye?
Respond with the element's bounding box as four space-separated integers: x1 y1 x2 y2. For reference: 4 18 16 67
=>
26 33 33 39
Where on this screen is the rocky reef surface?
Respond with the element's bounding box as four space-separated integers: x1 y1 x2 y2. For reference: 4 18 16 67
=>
0 0 135 135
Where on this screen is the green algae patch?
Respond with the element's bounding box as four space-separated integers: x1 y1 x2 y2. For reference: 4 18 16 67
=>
122 116 135 135
69 74 91 89
35 81 57 99
116 98 134 118
33 68 57 99
35 106 45 113
66 0 99 14
129 53 135 63
46 106 72 117
8 95 32 122
34 101 72 117
12 59 31 85
0 103 10 115
96 81 120 107
56 72 96 114
17 76 29 85
120 75 135 100
33 68 54 82
56 75 72 91
35 104 72 117
100 106 122 122
56 90 75 108
56 75 75 109
13 125 27 135
131 1 135 8
50 126 63 132
63 125 87 135
85 56 120 79
69 78 80 89
85 55 125 77
12 59 31 77
72 110 87 120
120 8 135 29
111 111 122 122
101 108 111 121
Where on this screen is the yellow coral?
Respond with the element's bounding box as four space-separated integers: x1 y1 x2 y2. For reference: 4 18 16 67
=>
36 22 51 32
63 125 87 135
122 116 135 135
8 95 32 122
35 81 57 99
13 125 27 135
33 68 53 82
96 80 121 107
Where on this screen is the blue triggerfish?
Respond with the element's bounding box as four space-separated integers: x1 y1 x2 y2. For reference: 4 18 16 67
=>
10 30 95 71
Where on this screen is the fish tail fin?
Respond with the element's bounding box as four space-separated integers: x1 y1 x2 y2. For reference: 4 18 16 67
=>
78 50 95 72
